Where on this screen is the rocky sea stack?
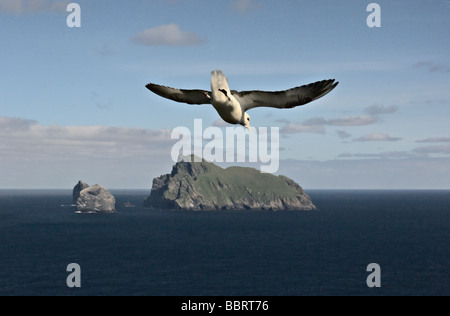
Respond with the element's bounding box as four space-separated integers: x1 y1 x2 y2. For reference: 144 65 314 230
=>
73 182 116 213
144 156 316 211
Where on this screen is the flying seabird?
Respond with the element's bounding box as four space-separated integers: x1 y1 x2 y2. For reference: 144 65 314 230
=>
146 70 338 130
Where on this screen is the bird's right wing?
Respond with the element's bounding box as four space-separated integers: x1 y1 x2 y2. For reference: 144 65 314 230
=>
146 83 212 105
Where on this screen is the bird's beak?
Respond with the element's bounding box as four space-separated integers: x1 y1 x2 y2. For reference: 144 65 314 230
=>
245 125 251 131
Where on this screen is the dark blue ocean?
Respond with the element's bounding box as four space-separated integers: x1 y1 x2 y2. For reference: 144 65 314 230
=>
0 190 448 296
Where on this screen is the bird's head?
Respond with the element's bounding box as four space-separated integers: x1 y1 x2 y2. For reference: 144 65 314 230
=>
240 112 251 131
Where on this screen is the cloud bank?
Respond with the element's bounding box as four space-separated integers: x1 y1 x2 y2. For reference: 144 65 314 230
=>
0 117 176 188
2 115 448 189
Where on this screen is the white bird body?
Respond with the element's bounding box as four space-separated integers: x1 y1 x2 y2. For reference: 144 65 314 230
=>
146 70 338 130
210 70 244 125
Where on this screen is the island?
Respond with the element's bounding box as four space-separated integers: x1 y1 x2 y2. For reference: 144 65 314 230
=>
144 156 316 211
73 182 116 213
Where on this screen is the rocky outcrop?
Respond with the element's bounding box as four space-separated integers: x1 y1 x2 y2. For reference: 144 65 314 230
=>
73 180 90 204
76 184 116 213
144 156 316 211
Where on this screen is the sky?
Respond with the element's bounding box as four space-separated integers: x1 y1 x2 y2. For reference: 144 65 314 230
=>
0 0 449 189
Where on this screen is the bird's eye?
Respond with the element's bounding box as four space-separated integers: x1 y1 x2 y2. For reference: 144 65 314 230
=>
247 117 250 121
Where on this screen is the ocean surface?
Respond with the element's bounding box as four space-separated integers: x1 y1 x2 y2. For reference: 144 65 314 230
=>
0 190 448 296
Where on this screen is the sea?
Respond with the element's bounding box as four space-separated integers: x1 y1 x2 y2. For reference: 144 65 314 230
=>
0 190 448 296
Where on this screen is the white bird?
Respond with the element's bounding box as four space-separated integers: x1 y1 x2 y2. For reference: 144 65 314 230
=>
146 70 338 130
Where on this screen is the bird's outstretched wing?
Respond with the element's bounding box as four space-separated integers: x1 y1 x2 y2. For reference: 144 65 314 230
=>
146 83 212 105
232 79 338 112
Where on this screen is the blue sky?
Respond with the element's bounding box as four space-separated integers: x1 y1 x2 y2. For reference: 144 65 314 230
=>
0 0 449 189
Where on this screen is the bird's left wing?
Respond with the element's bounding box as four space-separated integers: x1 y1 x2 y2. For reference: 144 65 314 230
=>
146 83 212 105
233 79 338 111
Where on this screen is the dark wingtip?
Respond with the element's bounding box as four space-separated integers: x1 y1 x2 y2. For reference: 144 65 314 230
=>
331 80 339 89
146 83 162 94
323 79 339 91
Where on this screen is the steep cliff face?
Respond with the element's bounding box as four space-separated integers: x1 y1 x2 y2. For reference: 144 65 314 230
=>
144 157 316 211
73 180 89 204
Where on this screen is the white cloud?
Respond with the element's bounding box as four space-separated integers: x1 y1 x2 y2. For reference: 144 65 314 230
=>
131 24 205 47
328 116 378 126
0 117 173 157
0 0 69 14
354 133 402 142
281 124 325 134
365 104 399 115
231 0 260 14
304 116 378 127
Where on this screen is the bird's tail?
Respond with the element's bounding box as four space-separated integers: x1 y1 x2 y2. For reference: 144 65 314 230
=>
211 70 231 101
